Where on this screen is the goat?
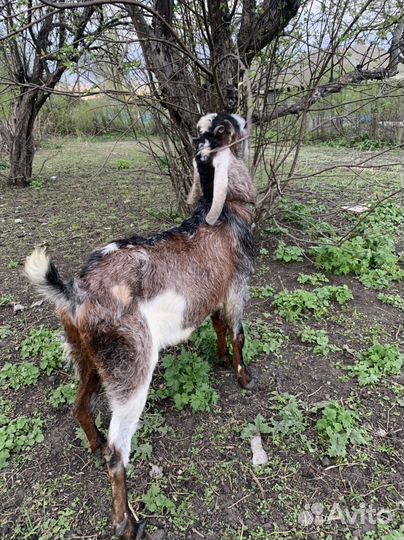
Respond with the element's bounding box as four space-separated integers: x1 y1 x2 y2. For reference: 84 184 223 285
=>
24 112 256 540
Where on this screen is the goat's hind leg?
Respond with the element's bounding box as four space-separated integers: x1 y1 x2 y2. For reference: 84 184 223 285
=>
223 287 253 389
104 373 153 539
73 364 105 453
211 311 231 368
230 322 253 389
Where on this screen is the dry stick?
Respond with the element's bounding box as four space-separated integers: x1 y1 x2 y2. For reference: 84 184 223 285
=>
227 493 250 509
250 470 265 500
191 528 205 538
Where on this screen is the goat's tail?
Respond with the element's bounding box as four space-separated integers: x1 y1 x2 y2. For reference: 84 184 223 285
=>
25 248 78 312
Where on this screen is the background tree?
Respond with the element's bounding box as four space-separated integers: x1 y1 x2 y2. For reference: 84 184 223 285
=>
0 1 123 185
42 0 403 213
1 0 403 212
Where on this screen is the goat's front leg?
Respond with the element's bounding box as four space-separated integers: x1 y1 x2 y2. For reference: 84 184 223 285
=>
230 323 253 389
211 311 231 368
73 368 105 453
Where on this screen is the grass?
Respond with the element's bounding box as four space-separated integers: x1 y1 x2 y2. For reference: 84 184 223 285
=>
0 137 403 540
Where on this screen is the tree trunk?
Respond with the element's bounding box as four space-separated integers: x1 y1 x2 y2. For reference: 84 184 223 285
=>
8 92 38 186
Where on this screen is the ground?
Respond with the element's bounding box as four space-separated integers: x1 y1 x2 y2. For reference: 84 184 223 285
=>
0 137 403 540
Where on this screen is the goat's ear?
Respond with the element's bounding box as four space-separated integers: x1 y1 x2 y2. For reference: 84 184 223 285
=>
206 148 230 225
187 160 203 206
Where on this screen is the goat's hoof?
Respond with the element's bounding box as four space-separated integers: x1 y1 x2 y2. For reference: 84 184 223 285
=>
114 515 146 540
134 519 146 540
238 367 255 390
219 353 231 369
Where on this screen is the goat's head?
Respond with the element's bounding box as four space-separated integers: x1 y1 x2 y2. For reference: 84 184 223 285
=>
194 113 248 225
197 113 248 158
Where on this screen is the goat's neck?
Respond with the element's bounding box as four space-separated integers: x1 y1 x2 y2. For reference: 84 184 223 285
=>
227 200 255 225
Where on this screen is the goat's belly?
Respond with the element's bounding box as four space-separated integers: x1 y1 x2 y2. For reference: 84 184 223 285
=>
139 290 194 351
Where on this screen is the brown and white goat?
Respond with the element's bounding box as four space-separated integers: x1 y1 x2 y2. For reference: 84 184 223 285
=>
25 113 256 539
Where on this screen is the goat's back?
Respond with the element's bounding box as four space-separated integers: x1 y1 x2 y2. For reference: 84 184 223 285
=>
78 219 245 330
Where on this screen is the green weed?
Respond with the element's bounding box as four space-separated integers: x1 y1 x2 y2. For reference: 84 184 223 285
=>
14 506 76 540
250 285 274 299
130 411 171 464
298 327 339 356
310 205 403 289
116 159 131 170
142 484 176 515
242 394 307 443
252 323 289 355
188 320 218 363
21 327 64 375
373 526 404 540
315 135 394 152
0 326 12 339
273 241 304 263
241 414 272 440
0 294 13 307
297 272 329 286
0 415 44 468
269 393 307 441
313 401 368 458
277 198 314 229
159 347 219 412
272 285 353 322
348 342 403 386
31 178 45 190
0 362 40 390
189 319 259 365
378 293 404 311
48 382 77 408
354 201 403 234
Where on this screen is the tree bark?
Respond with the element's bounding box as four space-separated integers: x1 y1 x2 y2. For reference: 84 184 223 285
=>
2 2 98 186
126 0 303 209
8 91 38 186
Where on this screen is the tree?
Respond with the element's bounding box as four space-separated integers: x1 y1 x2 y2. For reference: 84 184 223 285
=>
3 0 403 213
126 0 301 209
45 0 403 213
0 1 122 185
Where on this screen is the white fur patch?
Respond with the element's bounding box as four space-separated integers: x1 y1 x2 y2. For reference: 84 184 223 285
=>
100 242 119 255
25 248 50 286
198 139 211 162
212 147 231 170
108 375 154 466
231 114 248 157
197 113 217 134
140 290 194 351
25 248 70 309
